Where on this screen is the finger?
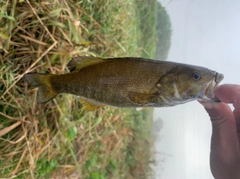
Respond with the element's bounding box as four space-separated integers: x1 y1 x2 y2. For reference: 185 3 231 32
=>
215 84 240 110
233 109 240 129
199 101 235 128
233 109 240 150
199 101 240 178
199 101 239 154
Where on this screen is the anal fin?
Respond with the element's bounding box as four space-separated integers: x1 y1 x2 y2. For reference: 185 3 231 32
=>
79 97 105 111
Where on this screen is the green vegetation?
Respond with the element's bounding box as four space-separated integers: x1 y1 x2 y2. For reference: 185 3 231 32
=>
0 0 171 178
135 0 158 58
155 2 172 60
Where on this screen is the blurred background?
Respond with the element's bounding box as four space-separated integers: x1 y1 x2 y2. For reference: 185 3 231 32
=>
1 0 239 178
153 0 240 179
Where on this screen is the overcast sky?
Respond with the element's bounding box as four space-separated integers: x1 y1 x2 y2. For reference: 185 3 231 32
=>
153 0 240 179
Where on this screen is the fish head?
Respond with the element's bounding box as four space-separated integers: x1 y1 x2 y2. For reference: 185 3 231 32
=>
158 64 224 104
176 65 224 102
199 71 224 102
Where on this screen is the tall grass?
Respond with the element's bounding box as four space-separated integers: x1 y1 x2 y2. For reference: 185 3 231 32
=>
0 0 160 178
135 0 158 58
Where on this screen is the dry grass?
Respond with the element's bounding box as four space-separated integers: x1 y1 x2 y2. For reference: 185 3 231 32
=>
0 0 155 178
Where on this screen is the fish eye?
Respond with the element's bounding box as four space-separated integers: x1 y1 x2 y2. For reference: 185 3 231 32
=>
192 72 202 81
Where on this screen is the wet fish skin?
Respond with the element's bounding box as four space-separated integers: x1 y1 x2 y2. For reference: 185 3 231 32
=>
24 56 224 110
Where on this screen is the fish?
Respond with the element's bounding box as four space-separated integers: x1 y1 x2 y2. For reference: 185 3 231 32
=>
24 56 224 110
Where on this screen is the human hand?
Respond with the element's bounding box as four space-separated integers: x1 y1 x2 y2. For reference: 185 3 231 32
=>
200 84 240 179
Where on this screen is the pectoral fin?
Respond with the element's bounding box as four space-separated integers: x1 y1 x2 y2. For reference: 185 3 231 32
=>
67 56 105 72
128 91 159 105
79 97 105 111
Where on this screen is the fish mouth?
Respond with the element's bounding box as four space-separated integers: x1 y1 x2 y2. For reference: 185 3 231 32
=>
202 72 224 102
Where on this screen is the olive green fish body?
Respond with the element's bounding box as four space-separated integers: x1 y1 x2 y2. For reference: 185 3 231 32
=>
24 57 224 109
52 59 173 106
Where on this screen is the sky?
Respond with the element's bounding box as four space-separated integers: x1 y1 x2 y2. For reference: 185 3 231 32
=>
152 0 240 179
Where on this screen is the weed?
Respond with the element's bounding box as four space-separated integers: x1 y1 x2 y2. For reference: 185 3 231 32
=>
0 0 170 178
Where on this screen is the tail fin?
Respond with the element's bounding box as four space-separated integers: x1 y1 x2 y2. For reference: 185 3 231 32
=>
24 73 57 103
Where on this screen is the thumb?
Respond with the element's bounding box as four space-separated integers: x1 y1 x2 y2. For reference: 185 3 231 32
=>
199 101 234 126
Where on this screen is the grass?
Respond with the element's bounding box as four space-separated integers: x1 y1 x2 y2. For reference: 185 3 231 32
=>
0 0 168 178
155 2 172 60
49 107 154 179
135 0 158 58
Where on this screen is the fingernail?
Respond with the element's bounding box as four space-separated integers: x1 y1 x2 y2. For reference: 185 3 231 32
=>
198 100 215 109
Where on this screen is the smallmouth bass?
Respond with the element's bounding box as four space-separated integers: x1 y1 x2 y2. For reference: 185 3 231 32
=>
24 56 224 110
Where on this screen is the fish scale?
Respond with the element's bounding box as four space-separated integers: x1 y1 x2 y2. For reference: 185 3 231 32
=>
24 56 224 110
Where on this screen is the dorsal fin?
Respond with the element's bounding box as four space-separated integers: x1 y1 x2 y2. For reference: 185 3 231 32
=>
67 56 105 72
